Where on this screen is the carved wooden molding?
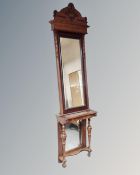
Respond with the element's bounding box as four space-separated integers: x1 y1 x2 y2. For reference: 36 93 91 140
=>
57 109 97 125
49 3 89 34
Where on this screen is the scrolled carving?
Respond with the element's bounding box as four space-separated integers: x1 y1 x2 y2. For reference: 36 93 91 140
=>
50 3 89 34
53 3 83 21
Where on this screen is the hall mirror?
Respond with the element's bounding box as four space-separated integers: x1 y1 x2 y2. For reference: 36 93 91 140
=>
50 3 97 168
54 31 89 114
60 36 85 109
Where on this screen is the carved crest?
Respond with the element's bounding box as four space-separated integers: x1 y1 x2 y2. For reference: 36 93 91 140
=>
49 3 89 34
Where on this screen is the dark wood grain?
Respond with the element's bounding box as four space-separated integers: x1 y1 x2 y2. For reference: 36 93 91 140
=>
50 3 97 167
49 3 89 34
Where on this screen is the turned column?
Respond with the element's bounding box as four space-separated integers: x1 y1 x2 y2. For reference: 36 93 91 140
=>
87 118 92 156
61 124 67 167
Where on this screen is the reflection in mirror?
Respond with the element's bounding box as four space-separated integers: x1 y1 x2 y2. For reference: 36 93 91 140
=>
60 37 85 109
65 121 81 151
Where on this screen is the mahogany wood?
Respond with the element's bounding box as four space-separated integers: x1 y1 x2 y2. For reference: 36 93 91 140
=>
50 3 97 167
59 145 92 162
49 3 89 34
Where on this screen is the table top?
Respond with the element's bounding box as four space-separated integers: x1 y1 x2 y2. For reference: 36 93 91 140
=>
57 109 97 124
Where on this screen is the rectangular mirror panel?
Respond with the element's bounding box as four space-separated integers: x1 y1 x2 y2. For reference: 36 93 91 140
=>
60 37 85 109
65 121 81 151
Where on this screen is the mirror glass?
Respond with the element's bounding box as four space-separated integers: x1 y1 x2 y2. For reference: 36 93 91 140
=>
60 37 85 109
65 121 81 151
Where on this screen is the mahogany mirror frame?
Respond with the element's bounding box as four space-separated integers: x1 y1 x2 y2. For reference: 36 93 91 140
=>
50 3 97 168
54 31 89 114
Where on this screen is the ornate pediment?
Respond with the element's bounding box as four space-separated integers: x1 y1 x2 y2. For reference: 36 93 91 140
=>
50 3 89 34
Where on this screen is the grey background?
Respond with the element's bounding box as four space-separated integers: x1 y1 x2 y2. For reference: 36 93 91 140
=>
1 0 140 174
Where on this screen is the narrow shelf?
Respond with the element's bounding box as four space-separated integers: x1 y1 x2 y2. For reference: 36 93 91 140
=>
57 109 97 124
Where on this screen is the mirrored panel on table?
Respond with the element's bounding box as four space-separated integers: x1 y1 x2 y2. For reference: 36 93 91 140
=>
65 121 81 151
60 37 85 109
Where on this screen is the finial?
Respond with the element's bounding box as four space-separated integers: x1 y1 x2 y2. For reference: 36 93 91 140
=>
68 3 75 9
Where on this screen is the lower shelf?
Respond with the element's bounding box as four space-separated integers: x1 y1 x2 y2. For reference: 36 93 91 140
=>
59 145 92 162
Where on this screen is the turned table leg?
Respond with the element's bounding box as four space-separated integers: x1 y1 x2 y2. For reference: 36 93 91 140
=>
78 120 81 146
61 124 67 168
87 118 92 156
